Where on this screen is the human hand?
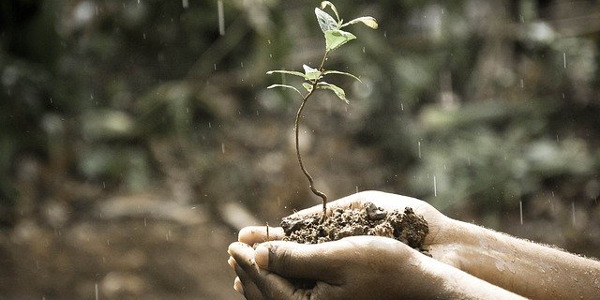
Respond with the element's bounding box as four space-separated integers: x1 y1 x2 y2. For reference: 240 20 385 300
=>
238 191 455 257
228 235 445 300
228 191 529 299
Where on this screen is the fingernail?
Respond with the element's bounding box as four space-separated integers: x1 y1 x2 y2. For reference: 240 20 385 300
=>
227 256 236 269
254 244 269 268
234 277 244 294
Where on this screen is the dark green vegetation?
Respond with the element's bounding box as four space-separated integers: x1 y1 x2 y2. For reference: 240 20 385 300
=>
1 0 600 298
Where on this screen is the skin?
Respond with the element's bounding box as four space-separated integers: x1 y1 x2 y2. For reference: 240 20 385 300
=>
228 191 600 299
228 237 525 299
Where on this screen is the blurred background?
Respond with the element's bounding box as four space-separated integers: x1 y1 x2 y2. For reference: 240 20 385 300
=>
1 0 599 298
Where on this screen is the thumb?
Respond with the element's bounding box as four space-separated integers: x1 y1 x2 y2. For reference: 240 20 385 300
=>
255 241 343 283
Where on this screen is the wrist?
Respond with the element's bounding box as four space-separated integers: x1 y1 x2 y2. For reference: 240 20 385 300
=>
425 217 471 269
417 253 526 299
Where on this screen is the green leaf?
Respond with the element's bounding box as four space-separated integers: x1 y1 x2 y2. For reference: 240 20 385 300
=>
324 29 356 51
341 16 379 29
323 70 362 83
317 82 348 103
267 84 304 97
302 82 313 93
266 70 307 79
320 1 340 22
315 8 338 33
302 64 322 81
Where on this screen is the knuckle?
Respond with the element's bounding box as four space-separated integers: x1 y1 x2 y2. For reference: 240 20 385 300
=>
275 246 294 273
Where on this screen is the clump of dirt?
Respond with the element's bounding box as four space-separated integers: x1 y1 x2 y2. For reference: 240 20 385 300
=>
280 202 429 252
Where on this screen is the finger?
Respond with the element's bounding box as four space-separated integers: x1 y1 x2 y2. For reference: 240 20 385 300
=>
228 256 237 270
239 226 285 245
254 241 344 283
234 264 264 299
229 242 298 299
233 277 244 295
230 242 266 299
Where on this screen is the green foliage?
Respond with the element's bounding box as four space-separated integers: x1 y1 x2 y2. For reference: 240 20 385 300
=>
266 1 377 215
267 1 377 102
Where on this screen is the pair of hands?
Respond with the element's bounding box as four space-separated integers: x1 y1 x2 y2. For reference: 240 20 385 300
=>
227 191 462 299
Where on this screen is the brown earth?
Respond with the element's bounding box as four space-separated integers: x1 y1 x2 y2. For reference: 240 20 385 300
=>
281 202 429 252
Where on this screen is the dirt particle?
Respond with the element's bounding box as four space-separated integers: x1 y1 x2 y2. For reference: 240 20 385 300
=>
281 202 429 252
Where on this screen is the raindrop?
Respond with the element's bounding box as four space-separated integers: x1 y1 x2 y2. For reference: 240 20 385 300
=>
563 52 566 69
240 62 244 68
182 0 188 9
143 33 146 39
400 103 404 111
383 31 387 38
102 181 105 189
221 143 225 154
208 122 212 128
418 141 422 159
355 186 359 193
218 0 225 35
520 79 524 89
572 202 576 226
362 47 366 53
433 176 437 197
495 260 506 272
95 283 99 300
214 64 217 70
519 201 523 224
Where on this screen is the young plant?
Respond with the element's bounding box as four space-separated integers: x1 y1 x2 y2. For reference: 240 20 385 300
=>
267 1 377 221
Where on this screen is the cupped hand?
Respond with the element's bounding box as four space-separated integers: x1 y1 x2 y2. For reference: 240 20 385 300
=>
228 235 441 300
238 191 453 251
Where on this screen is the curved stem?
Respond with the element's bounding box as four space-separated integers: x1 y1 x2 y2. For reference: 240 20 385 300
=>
295 50 330 222
295 97 328 222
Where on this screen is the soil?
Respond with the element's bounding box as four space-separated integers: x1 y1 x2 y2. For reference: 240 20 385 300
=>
280 202 429 252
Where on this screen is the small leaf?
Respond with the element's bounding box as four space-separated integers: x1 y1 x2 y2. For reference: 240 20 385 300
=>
315 8 338 33
320 1 340 22
267 84 304 97
323 70 362 83
341 16 379 29
266 70 307 79
317 82 348 103
302 64 322 81
302 82 313 92
324 29 356 51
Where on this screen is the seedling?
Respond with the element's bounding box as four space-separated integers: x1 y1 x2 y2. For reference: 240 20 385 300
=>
267 1 377 221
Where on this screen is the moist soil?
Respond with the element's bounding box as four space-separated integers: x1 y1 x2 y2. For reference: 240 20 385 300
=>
280 202 429 252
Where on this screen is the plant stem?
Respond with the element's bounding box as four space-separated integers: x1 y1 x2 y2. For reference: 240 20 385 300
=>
295 51 329 222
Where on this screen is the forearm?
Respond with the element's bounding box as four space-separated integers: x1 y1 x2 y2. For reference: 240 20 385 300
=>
440 219 600 299
419 254 527 300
